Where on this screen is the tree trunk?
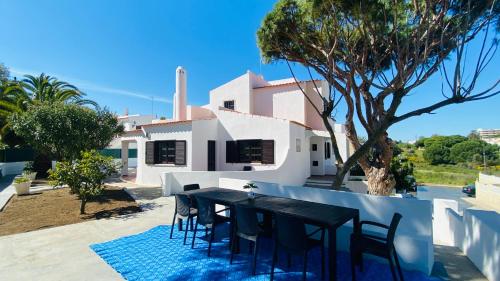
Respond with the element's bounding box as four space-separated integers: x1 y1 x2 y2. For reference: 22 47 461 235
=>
365 167 396 196
80 198 87 214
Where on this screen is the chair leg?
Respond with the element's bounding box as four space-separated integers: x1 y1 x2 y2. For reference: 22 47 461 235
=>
183 217 189 245
393 250 404 281
270 242 278 281
169 212 177 239
388 253 398 281
191 222 198 249
302 250 308 281
350 248 356 281
230 231 237 264
190 216 194 230
252 237 259 275
208 226 216 257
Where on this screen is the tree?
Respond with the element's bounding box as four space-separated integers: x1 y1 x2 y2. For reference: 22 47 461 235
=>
258 0 499 195
9 103 123 161
49 150 118 214
423 142 452 164
0 63 9 82
20 73 98 107
450 140 498 164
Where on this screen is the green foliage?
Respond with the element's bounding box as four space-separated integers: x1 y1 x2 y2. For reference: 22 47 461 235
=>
391 154 415 191
449 140 499 164
423 142 451 164
23 161 34 173
49 150 118 214
243 183 258 189
13 176 30 184
10 103 123 161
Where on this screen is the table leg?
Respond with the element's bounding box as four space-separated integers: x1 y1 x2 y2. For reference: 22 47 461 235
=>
328 227 337 281
353 214 360 235
178 218 183 231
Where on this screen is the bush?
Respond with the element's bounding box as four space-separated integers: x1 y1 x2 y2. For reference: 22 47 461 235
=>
449 140 498 164
49 150 118 214
10 103 123 161
423 142 451 164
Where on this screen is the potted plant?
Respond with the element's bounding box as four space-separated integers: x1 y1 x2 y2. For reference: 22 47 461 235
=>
23 161 37 181
243 182 258 199
13 176 31 195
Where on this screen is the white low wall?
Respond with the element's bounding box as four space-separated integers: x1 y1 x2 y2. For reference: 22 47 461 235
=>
434 198 500 281
0 162 27 176
218 178 434 275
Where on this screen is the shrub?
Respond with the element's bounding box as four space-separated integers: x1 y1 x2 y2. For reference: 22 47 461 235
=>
49 150 118 214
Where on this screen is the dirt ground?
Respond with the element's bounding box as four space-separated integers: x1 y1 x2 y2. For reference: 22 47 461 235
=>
0 187 141 236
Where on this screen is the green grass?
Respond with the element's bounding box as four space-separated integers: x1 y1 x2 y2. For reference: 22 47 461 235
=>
413 164 478 186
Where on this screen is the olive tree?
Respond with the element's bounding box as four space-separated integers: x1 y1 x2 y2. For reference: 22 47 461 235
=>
258 0 500 195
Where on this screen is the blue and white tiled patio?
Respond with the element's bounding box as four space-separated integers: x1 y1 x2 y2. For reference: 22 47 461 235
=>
91 223 439 281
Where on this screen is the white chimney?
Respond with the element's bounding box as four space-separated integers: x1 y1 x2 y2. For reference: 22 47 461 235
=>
174 66 187 121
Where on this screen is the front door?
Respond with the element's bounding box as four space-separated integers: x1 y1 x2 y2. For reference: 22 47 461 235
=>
207 140 216 171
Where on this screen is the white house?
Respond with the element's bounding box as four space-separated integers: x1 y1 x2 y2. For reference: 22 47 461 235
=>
117 67 351 188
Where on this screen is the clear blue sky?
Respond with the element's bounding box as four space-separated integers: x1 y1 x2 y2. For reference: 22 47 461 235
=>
1 0 498 141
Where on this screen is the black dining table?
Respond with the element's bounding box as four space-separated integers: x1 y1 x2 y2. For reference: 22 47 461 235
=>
179 187 359 281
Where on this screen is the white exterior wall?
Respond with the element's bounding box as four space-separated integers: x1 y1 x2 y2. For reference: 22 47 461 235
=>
191 119 218 171
310 136 325 175
136 123 193 186
273 90 306 125
209 73 252 113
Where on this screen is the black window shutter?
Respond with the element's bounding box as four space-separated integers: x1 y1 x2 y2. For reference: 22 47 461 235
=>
226 141 237 163
175 140 186 165
261 140 275 164
145 141 155 164
327 142 331 159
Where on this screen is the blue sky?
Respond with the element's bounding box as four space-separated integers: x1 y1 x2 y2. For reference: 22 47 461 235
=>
1 0 498 141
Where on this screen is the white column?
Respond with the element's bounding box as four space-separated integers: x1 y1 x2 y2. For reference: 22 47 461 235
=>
121 141 129 176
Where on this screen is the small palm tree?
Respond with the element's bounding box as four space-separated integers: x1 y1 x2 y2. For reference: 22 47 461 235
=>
21 73 97 107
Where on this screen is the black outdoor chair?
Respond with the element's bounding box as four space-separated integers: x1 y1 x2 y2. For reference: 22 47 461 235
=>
270 213 326 281
350 213 404 281
183 184 200 191
230 204 266 275
191 196 231 256
169 193 198 245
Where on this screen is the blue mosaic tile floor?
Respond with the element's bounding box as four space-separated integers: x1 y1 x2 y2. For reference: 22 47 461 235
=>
90 224 440 281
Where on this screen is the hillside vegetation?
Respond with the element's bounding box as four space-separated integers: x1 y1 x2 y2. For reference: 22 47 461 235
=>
398 134 499 186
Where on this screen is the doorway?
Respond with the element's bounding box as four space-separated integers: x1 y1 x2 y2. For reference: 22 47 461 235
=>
207 140 216 171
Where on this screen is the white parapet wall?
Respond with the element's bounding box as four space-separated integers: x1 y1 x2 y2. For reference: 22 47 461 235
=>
219 178 434 275
433 198 500 281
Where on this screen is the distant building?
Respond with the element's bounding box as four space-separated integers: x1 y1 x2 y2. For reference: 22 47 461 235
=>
113 66 351 189
476 129 500 145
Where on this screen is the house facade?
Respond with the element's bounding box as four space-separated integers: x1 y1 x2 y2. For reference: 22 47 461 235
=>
117 67 351 187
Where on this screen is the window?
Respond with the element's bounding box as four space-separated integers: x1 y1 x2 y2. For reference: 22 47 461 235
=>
145 140 186 165
226 139 274 164
312 144 318 151
325 142 331 159
223 100 235 110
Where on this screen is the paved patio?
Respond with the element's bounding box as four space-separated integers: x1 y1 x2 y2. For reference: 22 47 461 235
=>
0 180 487 281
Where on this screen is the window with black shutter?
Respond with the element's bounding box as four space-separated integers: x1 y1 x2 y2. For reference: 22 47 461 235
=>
223 100 235 110
145 140 187 165
145 141 155 164
174 140 186 165
325 142 331 159
225 139 274 164
226 141 237 163
262 140 275 164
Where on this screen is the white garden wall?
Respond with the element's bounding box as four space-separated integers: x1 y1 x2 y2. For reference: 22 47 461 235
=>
218 178 434 275
433 198 500 281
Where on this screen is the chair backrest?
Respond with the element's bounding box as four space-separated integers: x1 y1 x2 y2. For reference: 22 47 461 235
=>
274 212 307 254
175 194 192 217
184 184 200 191
387 213 403 246
235 204 259 237
194 196 215 226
